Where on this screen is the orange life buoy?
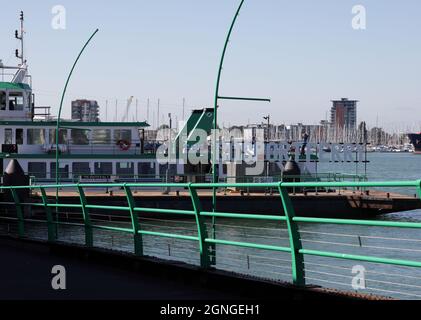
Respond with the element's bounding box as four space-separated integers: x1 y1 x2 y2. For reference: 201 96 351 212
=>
117 140 131 151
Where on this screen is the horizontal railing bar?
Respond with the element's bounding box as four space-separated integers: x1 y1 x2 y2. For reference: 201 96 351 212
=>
1 180 419 191
205 238 291 253
294 217 421 229
192 183 280 189
48 203 83 209
201 212 287 221
0 183 190 190
134 208 195 216
0 216 18 222
138 230 199 242
300 249 421 268
218 96 271 102
54 221 85 228
282 181 420 188
91 225 133 233
20 203 44 207
85 205 130 211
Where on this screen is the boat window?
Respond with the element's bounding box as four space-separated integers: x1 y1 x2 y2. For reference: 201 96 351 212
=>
0 91 6 110
72 163 91 176
27 129 46 145
71 129 89 145
8 92 24 111
49 129 68 144
92 129 111 144
114 130 132 143
4 129 13 144
116 162 134 177
28 162 47 179
138 162 155 176
160 164 177 177
16 129 24 145
94 162 113 175
50 163 69 179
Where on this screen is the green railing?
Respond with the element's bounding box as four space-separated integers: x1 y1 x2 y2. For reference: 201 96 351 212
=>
0 180 421 298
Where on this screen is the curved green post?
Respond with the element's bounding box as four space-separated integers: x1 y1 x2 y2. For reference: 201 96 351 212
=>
212 0 245 210
40 187 56 242
77 184 93 247
212 0 246 263
417 179 421 199
10 188 24 238
278 182 305 286
55 29 99 201
124 184 143 256
188 184 211 268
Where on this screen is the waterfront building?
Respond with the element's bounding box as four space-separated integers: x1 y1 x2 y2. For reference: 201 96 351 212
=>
330 98 358 142
71 99 100 122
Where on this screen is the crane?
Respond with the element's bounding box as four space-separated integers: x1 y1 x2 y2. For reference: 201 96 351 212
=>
121 96 134 122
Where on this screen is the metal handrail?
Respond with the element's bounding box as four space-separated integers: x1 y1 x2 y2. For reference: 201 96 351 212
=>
0 179 420 291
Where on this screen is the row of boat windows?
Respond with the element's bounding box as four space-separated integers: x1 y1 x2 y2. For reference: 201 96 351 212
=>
27 161 167 179
4 129 132 145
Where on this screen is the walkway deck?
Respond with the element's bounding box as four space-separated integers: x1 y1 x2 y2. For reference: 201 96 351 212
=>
0 238 242 300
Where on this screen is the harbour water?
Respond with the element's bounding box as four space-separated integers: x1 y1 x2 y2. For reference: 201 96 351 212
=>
318 152 421 182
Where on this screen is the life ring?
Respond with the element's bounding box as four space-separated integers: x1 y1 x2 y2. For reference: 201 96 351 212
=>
117 139 131 151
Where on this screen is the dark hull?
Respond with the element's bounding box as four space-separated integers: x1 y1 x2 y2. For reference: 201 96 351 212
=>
408 134 421 153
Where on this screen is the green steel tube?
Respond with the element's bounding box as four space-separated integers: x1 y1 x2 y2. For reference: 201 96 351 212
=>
55 28 99 202
200 211 287 221
45 204 83 209
139 230 199 242
124 185 143 255
40 187 56 241
294 217 421 229
77 185 93 247
19 203 44 207
282 181 420 188
10 189 24 238
189 185 211 268
212 0 246 223
134 208 195 216
85 205 131 212
300 249 421 268
205 238 291 253
91 225 133 233
218 96 271 102
278 185 305 286
417 180 421 199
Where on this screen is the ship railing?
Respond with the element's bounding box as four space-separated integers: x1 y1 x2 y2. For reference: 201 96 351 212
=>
0 180 421 299
25 172 368 194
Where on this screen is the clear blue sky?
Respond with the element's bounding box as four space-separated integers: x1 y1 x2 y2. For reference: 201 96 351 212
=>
1 0 420 131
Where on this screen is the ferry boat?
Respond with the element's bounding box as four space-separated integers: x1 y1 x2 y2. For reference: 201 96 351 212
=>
0 12 320 187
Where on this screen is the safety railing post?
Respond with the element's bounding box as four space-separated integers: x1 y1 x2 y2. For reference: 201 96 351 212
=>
10 188 25 238
124 185 143 256
188 184 211 269
77 185 93 247
40 187 57 242
417 180 421 200
278 183 305 286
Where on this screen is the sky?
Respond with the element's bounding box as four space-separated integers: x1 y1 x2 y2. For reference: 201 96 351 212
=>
1 0 421 131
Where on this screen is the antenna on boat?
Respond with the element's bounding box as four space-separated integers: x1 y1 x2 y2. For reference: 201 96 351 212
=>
15 11 25 66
